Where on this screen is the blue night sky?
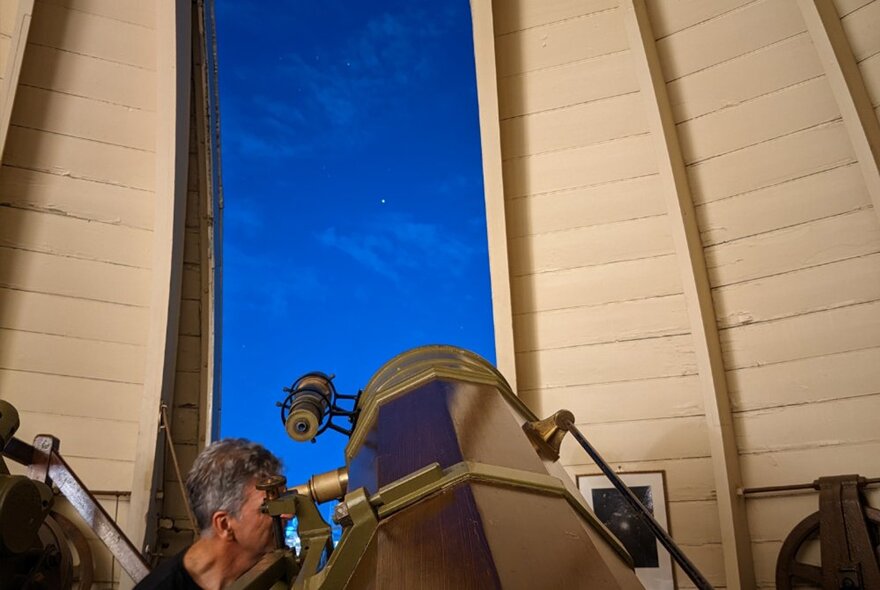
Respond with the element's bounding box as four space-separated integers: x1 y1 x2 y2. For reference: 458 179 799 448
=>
216 1 495 486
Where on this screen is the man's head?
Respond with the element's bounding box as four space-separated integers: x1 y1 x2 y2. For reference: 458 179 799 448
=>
186 438 282 553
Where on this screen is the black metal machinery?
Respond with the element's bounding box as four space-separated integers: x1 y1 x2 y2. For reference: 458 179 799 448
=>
749 474 880 590
0 399 151 589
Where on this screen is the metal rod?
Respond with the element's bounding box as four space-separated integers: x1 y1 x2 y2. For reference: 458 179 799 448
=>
742 476 880 496
160 404 200 536
43 442 152 582
564 421 714 590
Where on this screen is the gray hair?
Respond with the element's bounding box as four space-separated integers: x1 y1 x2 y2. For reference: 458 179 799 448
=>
185 438 283 533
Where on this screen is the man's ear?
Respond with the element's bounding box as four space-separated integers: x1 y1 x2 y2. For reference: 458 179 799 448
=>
212 510 235 541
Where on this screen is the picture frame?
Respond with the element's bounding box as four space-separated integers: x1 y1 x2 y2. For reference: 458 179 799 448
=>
577 471 675 590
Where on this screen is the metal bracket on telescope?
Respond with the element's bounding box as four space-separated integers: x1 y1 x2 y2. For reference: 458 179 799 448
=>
277 372 361 443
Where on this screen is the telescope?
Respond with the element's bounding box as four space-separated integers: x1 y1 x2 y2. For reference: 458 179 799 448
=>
239 345 712 590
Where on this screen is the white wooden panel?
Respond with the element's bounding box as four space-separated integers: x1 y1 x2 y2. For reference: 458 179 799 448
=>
509 215 673 276
89 535 123 583
705 208 880 287
678 76 839 164
728 346 880 411
512 253 683 313
19 44 156 111
161 443 197 483
656 0 805 82
179 299 200 337
0 1 15 35
29 1 155 70
501 91 647 158
647 0 755 39
538 374 703 424
493 0 616 35
720 300 880 370
0 206 152 267
0 35 9 75
0 287 148 344
181 265 200 301
503 132 657 197
496 8 626 76
3 125 155 191
567 457 716 501
169 407 199 444
16 410 137 461
176 334 201 373
516 334 697 390
515 294 689 351
498 50 637 118
841 0 880 61
740 440 880 487
186 151 199 191
40 456 134 490
746 494 822 542
11 84 155 150
688 120 854 205
172 371 201 407
183 228 199 264
0 165 153 229
0 327 145 382
697 163 868 246
751 541 787 588
161 479 195 520
0 368 139 422
835 0 875 16
667 33 824 123
735 394 880 453
559 414 709 463
185 190 199 229
669 500 722 544
0 248 150 306
674 545 727 589
52 496 131 542
506 173 664 237
713 253 880 329
40 0 157 28
861 51 880 105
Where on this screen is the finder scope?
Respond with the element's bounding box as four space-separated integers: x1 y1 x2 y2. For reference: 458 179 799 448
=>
277 372 360 442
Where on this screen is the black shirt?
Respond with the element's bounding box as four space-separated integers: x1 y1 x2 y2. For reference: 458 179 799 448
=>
134 549 201 590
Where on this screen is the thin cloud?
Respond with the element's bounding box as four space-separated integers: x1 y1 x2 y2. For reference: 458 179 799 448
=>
318 212 475 285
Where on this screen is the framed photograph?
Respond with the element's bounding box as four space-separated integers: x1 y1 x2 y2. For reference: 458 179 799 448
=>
577 471 675 590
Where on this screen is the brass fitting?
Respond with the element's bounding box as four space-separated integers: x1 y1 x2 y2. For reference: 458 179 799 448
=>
522 409 575 461
290 466 349 504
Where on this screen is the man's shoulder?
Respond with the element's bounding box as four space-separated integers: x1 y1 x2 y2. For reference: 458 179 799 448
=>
134 549 201 590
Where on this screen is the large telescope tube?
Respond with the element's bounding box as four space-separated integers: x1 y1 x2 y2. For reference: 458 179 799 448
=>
331 345 644 589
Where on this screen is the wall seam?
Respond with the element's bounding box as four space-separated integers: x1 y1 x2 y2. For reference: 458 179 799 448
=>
470 0 520 397
797 0 880 228
621 1 756 588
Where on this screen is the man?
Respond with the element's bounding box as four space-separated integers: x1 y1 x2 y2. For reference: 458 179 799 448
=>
136 438 283 589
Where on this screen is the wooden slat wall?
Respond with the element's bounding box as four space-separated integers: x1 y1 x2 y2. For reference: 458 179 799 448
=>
0 0 155 509
0 0 13 78
154 91 206 561
489 0 723 585
479 0 880 588
648 1 880 587
0 1 180 587
0 0 216 584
